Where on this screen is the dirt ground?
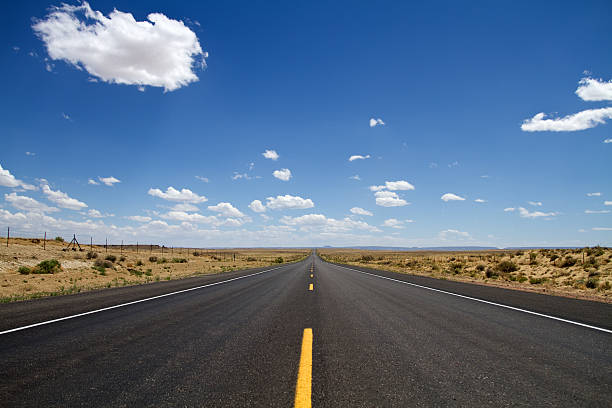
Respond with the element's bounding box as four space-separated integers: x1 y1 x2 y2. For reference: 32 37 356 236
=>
0 238 310 302
318 247 612 303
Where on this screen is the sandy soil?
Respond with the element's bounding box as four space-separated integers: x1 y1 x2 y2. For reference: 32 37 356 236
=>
318 248 612 303
0 238 310 302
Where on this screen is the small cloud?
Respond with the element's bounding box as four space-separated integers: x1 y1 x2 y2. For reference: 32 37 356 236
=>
349 154 370 162
126 215 152 222
474 198 486 203
439 229 470 239
521 108 612 132
604 201 612 206
441 193 465 202
172 203 199 212
480 175 490 178
248 162 255 171
528 201 542 207
369 118 385 127
262 149 279 160
273 168 292 181
592 227 612 231
350 207 373 216
208 202 245 218
25 151 35 156
265 195 314 210
232 172 250 180
504 207 515 212
518 207 559 219
604 138 612 144
575 77 612 101
62 112 71 120
148 186 207 203
195 176 209 183
375 191 408 207
98 176 120 186
87 178 99 185
41 182 87 210
249 200 266 213
87 209 104 218
429 162 438 169
349 175 361 181
586 192 601 196
448 161 459 168
385 180 415 191
585 210 610 214
382 218 405 229
12 46 20 51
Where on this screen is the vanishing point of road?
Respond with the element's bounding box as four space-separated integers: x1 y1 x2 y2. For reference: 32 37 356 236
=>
1 251 610 407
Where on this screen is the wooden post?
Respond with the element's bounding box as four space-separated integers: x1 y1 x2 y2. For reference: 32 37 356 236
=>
90 237 93 252
136 241 138 253
6 227 8 247
121 240 123 255
105 237 108 253
44 232 46 250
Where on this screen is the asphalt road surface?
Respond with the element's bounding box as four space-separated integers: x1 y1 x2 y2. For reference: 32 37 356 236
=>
1 252 611 407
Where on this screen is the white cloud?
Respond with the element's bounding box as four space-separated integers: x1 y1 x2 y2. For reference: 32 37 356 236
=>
441 193 465 202
369 118 385 127
585 210 610 214
171 203 199 212
592 227 612 231
62 112 71 120
265 195 314 210
161 211 217 224
605 201 612 206
474 198 487 203
262 149 279 160
41 183 87 210
98 176 120 186
349 175 361 181
575 77 612 101
33 2 206 91
382 218 406 229
148 186 207 203
25 151 35 156
195 176 209 183
375 191 408 207
249 199 266 213
384 180 415 191
518 207 559 219
280 213 380 233
369 185 386 192
604 138 612 144
350 207 373 216
273 168 292 181
504 207 515 212
207 202 245 218
126 215 152 222
0 163 34 190
87 209 103 218
528 201 542 207
521 108 612 132
448 161 459 168
87 178 99 185
439 229 470 239
5 192 58 213
232 172 250 180
587 192 601 196
349 154 370 162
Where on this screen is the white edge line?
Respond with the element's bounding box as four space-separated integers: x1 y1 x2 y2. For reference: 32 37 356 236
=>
330 263 612 334
0 265 286 335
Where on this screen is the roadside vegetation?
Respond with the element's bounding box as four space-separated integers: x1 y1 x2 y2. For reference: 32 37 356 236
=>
0 238 310 302
318 247 612 302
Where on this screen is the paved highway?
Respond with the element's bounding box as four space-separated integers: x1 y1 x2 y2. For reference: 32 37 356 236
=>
1 252 610 407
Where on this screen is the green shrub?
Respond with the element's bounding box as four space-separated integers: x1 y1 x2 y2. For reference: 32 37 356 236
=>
157 258 168 264
586 278 598 289
149 256 158 262
529 277 545 285
86 251 97 259
105 255 117 262
119 256 126 262
475 264 485 272
94 259 113 269
450 262 463 274
360 255 374 262
485 268 498 278
32 259 61 274
560 256 576 268
18 266 31 275
273 257 284 264
518 275 528 283
246 256 257 262
136 260 144 266
54 236 64 242
171 258 187 263
549 254 559 262
128 268 143 277
496 260 518 273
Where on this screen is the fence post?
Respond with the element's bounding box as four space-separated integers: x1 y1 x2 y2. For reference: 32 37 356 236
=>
136 241 138 253
90 237 93 252
6 227 9 247
43 232 46 250
121 240 123 255
105 237 108 253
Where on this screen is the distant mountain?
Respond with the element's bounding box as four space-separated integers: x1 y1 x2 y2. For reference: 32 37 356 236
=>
331 246 500 251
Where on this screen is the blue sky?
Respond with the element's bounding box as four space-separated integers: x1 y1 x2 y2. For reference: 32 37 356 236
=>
1 0 611 247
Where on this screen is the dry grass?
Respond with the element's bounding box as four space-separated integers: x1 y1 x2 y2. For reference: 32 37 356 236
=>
318 247 612 303
0 238 310 302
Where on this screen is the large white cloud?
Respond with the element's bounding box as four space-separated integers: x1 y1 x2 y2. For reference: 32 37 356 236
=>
350 207 373 216
521 108 612 132
207 202 245 218
0 163 35 190
280 213 380 233
273 168 292 181
41 183 87 210
262 149 279 160
5 192 58 213
148 186 207 203
266 195 314 210
575 77 612 101
441 193 465 202
33 2 206 91
375 191 408 207
162 211 218 224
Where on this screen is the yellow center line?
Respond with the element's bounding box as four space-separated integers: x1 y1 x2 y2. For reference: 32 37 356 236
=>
294 328 313 408
310 274 313 278
309 283 313 291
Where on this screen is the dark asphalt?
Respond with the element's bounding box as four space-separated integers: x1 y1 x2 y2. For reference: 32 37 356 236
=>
1 252 610 407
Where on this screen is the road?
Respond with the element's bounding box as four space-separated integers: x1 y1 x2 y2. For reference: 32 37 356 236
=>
1 252 610 407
